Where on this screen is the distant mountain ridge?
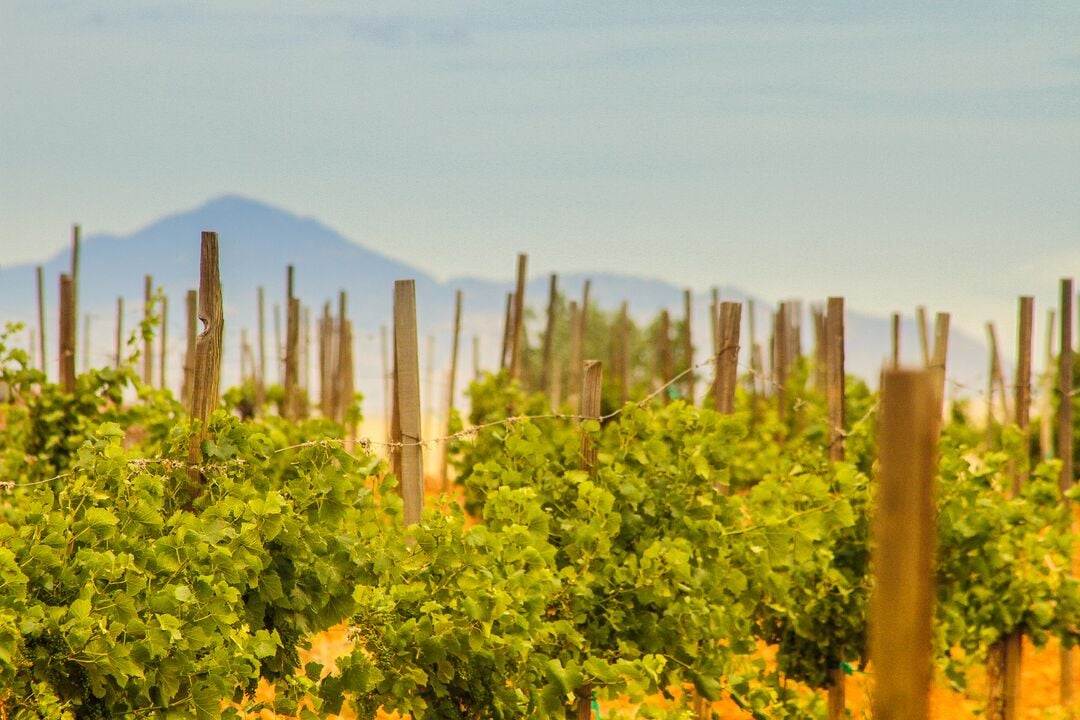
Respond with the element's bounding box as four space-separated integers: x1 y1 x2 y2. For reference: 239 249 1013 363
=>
0 195 991 406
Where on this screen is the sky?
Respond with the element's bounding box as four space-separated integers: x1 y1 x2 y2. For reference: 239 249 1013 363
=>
2 1 1079 343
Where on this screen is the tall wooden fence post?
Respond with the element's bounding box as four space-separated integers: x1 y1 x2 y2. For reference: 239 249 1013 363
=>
870 368 940 720
825 296 846 719
576 359 603 720
58 275 76 392
186 233 223 505
714 302 741 415
510 253 527 381
1059 278 1075 708
393 280 424 527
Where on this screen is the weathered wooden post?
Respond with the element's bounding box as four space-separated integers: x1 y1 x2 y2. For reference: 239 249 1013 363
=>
392 280 424 528
825 296 846 719
714 302 741 415
1058 278 1075 707
70 225 80 372
58 275 76 392
510 253 527 381
575 359 603 719
186 233 223 504
540 274 558 400
870 368 939 720
916 305 931 367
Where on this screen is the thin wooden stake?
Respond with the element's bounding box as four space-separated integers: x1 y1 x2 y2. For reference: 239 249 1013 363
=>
683 289 694 403
273 303 282 384
283 296 300 421
870 368 939 720
541 274 558 399
510 253 527 381
71 225 80 372
1040 310 1056 461
916 305 931 367
825 296 846 719
500 292 513 371
1058 278 1075 707
58 275 75 392
658 309 673 404
776 305 790 422
187 233 223 504
393 280 424 527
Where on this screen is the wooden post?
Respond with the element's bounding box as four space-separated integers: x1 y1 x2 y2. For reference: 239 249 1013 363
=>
332 291 348 422
683 289 694 404
812 305 827 393
567 301 583 410
541 274 558 399
36 266 46 375
870 368 939 720
658 309 673 404
747 299 759 396
256 287 266 410
500 292 513 371
319 304 332 417
301 305 311 406
714 302 741 415
283 296 300 421
986 323 1010 431
143 275 154 386
441 290 463 487
186 233 223 504
575 358 603 719
825 296 846 718
58 275 76 392
776 305 790 422
182 290 196 405
115 297 124 369
1058 278 1075 707
510 253 527 381
159 295 168 390
930 313 951 414
339 319 355 436
392 280 424 527
1040 310 1056 461
710 287 720 356
891 312 901 368
70 225 80 372
916 305 931 367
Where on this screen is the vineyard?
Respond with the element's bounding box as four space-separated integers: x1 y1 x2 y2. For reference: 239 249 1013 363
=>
1 234 1078 720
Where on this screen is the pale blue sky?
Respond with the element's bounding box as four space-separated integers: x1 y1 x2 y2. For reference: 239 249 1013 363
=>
2 2 1078 341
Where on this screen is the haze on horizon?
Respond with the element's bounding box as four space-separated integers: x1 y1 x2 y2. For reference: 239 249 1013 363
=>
2 1 1078 341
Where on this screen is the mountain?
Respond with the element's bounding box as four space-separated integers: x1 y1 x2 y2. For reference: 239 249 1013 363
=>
0 195 992 410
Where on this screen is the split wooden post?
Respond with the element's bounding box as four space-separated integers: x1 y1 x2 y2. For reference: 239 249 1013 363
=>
58 275 76 392
392 280 424 528
159 295 168 390
1059 278 1075 707
870 368 939 720
540 274 558 399
36 266 47 375
683 289 694 404
186 233 223 504
916 305 931 367
714 302 741 415
115 297 124 369
182 290 196 405
143 275 154 386
441 290 463 487
825 297 846 719
510 253 527 381
891 312 901 368
576 358 603 719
